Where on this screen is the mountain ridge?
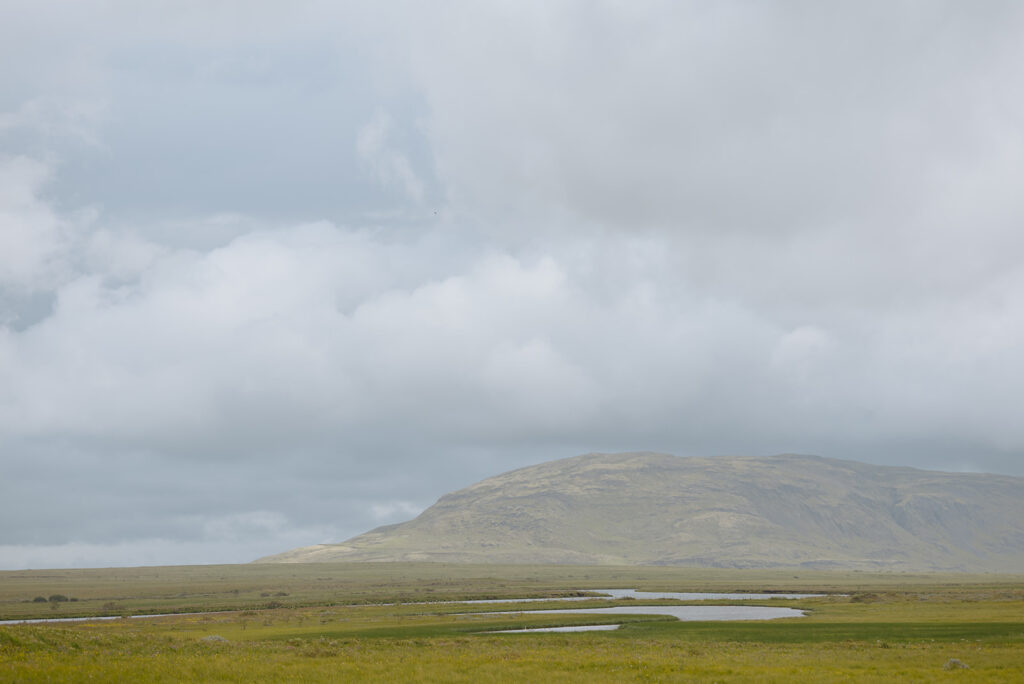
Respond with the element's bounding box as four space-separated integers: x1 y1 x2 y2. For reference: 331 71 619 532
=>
258 452 1024 571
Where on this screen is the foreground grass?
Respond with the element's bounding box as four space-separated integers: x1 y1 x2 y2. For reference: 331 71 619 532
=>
2 563 1024 681
3 621 1022 682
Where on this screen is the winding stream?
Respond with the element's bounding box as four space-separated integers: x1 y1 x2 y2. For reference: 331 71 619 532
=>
1 588 823 626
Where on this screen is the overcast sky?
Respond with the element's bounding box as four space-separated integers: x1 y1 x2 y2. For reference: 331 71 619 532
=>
3 1 1024 570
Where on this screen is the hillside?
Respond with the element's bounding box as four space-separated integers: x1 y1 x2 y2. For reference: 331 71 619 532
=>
257 452 1024 571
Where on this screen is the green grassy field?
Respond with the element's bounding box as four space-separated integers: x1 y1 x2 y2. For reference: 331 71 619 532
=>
2 563 1023 681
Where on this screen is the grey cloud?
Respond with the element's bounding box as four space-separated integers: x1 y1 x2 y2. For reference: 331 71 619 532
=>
2 2 1024 568
407 2 1024 237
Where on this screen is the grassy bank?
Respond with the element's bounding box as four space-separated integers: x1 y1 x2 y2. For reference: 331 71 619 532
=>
3 561 1022 620
2 563 1023 681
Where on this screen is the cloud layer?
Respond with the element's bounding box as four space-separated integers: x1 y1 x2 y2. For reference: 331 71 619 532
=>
3 1 1024 568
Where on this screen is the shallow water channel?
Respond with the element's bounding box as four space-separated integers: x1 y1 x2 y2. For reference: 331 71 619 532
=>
483 604 806 632
0 612 232 626
584 589 822 601
491 624 623 633
435 588 823 606
474 589 814 633
0 589 821 626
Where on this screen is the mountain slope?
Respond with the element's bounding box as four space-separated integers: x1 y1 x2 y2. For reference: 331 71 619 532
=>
258 452 1024 571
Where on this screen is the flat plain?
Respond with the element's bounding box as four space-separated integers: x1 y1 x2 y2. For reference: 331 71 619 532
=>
2 562 1023 681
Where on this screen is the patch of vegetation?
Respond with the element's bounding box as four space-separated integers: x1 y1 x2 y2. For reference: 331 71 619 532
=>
1 564 1022 681
3 562 1022 621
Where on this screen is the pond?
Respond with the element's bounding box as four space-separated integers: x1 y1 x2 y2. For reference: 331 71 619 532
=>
487 604 806 622
481 603 806 633
490 624 623 633
434 588 825 605
586 588 822 601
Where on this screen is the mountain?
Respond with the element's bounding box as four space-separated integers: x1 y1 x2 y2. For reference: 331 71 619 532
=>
258 452 1024 571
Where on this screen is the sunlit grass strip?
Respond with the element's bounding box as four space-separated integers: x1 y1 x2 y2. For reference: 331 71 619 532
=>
3 629 1023 682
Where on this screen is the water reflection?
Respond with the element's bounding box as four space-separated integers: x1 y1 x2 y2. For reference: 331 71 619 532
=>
586 589 822 601
490 624 622 633
490 604 805 622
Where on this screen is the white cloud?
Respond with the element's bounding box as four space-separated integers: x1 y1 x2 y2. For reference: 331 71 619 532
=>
0 156 71 293
3 210 1021 458
402 2 1024 241
771 326 833 373
357 110 426 203
370 500 423 523
0 97 105 145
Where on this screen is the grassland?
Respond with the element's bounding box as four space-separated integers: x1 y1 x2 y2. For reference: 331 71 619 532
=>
2 563 1024 681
